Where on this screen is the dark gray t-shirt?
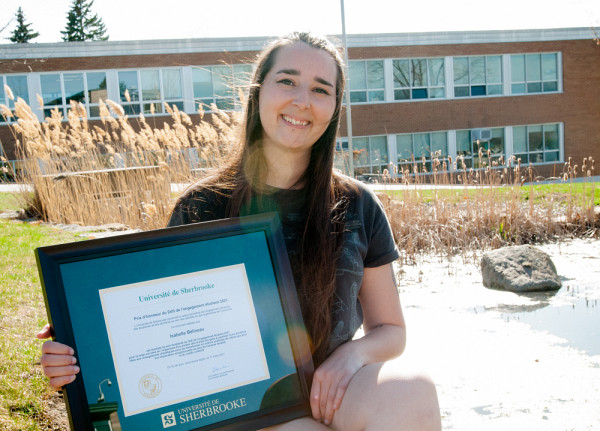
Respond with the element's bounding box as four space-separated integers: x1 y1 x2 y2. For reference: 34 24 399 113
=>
168 178 400 355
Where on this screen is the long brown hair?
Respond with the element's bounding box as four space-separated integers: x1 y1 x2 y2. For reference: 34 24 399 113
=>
209 32 354 364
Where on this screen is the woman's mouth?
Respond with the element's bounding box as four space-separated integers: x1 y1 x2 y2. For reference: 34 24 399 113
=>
282 114 310 126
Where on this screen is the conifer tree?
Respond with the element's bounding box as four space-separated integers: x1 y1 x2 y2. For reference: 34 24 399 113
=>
9 7 40 43
61 0 108 42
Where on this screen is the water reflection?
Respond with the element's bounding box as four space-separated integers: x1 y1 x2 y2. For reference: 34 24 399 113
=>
502 295 599 356
468 283 600 356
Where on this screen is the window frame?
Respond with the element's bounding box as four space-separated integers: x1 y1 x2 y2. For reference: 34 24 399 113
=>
510 52 560 95
348 60 386 104
392 57 446 101
118 68 184 116
453 55 503 98
191 64 252 112
1 74 30 124
511 123 561 164
455 127 505 169
38 71 109 119
352 135 389 175
396 131 449 172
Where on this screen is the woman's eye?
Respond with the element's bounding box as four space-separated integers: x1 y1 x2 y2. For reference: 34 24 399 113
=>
277 79 294 86
314 87 330 95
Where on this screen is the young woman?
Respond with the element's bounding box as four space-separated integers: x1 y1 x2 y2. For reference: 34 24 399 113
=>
38 32 441 431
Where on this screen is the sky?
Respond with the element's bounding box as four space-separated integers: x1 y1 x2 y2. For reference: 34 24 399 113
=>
2 0 600 44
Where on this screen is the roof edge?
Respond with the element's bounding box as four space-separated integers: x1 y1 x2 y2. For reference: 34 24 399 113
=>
0 27 594 60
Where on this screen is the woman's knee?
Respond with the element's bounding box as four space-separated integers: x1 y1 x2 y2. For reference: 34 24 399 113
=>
392 372 441 430
336 364 441 431
260 416 329 431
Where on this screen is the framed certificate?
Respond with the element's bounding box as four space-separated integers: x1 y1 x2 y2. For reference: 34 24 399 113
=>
36 213 314 431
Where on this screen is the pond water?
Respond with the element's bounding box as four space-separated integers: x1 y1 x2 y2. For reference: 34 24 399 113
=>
396 239 600 430
503 294 600 356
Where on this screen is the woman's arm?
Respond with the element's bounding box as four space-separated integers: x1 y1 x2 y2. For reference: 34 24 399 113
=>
309 262 406 425
354 261 406 359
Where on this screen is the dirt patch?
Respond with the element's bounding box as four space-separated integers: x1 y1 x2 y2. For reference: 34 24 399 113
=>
40 392 69 430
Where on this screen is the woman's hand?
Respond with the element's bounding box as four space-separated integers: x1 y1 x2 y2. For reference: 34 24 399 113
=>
37 324 80 390
309 341 364 426
309 263 407 425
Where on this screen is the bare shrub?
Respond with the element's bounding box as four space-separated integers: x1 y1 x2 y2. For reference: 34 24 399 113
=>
1 91 597 252
378 151 597 264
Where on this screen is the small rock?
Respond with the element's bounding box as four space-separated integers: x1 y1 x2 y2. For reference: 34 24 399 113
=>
100 223 130 231
52 223 85 232
481 245 562 293
0 210 19 219
0 209 26 220
80 229 142 239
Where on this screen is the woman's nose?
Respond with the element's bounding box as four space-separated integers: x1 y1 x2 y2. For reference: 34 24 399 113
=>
292 86 311 109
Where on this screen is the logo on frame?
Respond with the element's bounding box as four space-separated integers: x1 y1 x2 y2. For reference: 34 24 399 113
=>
161 411 177 428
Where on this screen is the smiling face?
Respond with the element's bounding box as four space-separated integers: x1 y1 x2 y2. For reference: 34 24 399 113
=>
258 42 338 161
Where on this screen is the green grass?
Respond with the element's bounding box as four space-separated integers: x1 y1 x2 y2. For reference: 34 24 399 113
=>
0 192 24 212
521 182 600 206
0 216 80 430
376 182 600 206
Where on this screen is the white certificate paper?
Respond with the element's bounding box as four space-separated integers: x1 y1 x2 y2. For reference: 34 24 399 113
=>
99 264 270 416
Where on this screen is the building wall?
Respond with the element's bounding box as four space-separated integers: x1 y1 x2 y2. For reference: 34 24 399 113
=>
1 32 599 179
338 38 600 178
0 51 257 73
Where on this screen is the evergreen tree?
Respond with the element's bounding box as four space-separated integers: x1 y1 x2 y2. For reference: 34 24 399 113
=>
61 0 108 42
9 7 40 43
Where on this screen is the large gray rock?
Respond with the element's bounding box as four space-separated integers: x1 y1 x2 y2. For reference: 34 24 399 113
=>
481 245 562 293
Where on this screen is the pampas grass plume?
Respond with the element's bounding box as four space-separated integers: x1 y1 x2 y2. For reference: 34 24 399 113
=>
106 99 125 118
4 85 14 101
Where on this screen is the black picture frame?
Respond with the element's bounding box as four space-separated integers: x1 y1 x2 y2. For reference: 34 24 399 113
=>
36 213 314 431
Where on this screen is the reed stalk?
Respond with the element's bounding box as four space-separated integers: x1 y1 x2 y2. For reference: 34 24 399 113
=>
1 95 239 230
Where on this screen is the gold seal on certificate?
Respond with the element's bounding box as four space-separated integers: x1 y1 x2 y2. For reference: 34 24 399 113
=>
138 374 162 398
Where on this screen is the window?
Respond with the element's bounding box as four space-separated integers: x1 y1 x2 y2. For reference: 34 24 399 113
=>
335 138 349 152
511 53 558 94
118 69 183 116
512 123 560 163
333 138 350 173
40 72 107 118
1 75 29 123
453 55 502 97
85 73 108 117
192 64 252 111
348 60 385 103
396 131 448 171
455 128 505 169
353 135 388 175
393 58 445 100
40 74 62 116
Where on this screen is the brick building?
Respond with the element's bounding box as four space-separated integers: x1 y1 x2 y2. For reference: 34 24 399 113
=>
1 27 598 179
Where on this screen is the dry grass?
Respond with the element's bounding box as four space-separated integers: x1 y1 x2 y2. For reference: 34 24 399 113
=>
1 91 598 261
0 219 78 431
2 92 240 230
377 152 598 264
